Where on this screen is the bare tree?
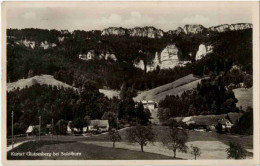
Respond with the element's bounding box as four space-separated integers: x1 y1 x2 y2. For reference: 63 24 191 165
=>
126 125 155 152
109 130 121 148
161 127 188 158
190 145 201 160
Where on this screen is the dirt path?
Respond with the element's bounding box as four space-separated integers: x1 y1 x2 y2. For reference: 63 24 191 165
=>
7 140 34 152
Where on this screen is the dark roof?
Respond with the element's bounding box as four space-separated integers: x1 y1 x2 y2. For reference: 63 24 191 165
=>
191 116 218 126
227 112 243 124
90 120 109 127
219 119 230 125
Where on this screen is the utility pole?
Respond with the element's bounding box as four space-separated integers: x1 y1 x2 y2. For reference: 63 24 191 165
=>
51 118 53 141
11 111 14 149
39 116 41 140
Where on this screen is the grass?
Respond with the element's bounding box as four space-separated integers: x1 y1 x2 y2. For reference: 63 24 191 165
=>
233 87 253 110
152 126 253 149
7 140 175 160
7 75 77 92
133 74 207 102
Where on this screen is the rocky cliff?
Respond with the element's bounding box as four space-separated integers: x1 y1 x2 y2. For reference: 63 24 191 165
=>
195 44 213 61
101 27 164 38
129 27 164 38
79 51 117 61
209 23 252 32
101 27 127 36
134 44 191 72
183 24 206 34
101 23 252 38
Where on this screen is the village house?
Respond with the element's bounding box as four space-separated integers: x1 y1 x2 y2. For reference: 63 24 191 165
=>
26 125 40 136
89 120 109 132
226 112 243 125
174 113 242 132
219 119 232 129
141 100 157 110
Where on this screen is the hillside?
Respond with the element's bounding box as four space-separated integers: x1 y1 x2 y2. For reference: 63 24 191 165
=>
7 75 77 92
233 87 253 110
134 74 207 103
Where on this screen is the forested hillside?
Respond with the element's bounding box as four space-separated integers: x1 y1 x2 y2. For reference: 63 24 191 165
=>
7 28 252 91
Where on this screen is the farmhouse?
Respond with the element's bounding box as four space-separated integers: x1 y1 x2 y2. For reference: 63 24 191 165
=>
227 112 243 125
89 120 109 132
141 100 157 110
219 119 232 129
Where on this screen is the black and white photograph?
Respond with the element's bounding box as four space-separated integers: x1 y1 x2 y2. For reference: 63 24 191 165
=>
1 1 260 165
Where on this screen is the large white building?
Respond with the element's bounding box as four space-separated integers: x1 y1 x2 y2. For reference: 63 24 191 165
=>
141 100 157 110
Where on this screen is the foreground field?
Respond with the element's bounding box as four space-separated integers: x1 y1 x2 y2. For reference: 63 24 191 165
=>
7 140 174 160
7 126 253 160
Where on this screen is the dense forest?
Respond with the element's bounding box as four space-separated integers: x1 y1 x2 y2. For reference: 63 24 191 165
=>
7 83 150 136
158 75 240 121
7 28 252 91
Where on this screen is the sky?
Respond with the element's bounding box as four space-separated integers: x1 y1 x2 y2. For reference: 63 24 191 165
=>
6 2 255 32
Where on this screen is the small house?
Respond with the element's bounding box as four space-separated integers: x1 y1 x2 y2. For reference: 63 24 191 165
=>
227 112 243 125
141 100 157 110
219 119 232 129
67 121 73 134
26 125 40 136
89 120 109 132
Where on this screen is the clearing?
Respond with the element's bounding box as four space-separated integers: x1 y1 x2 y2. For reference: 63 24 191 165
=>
7 75 76 92
134 74 207 103
233 87 253 110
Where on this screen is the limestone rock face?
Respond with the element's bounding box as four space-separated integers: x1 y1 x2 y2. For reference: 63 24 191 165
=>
209 23 252 32
79 51 117 61
129 27 164 38
134 59 145 70
167 27 184 35
101 27 127 36
101 27 163 38
195 44 213 61
40 41 57 50
183 24 206 34
135 44 191 72
15 39 35 49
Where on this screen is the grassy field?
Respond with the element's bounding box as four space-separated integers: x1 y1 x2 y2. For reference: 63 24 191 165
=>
7 140 175 160
7 126 253 160
233 87 253 110
134 74 207 102
7 75 77 92
9 126 253 149
98 89 120 99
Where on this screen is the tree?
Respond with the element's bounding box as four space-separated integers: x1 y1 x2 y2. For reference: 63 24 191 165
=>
102 112 117 128
72 117 85 132
216 122 223 133
135 103 150 125
126 125 155 152
243 74 253 88
56 119 68 135
230 107 253 135
161 127 188 158
109 130 121 148
190 145 201 160
226 142 246 159
84 115 91 132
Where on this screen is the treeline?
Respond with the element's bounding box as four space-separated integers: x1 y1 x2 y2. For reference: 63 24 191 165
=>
7 83 150 136
158 75 239 120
